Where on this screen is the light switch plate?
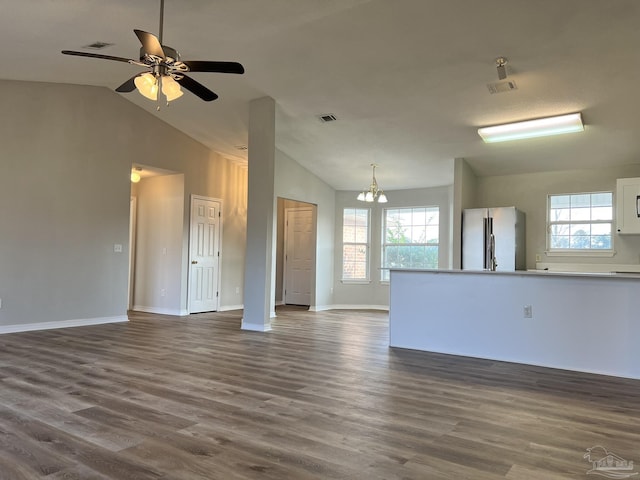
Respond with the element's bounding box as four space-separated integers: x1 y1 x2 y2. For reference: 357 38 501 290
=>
114 244 123 253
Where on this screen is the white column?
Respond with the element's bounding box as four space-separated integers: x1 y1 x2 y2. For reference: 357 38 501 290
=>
242 97 276 331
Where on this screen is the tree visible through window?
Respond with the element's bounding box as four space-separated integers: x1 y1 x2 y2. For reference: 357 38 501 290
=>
548 192 613 251
342 208 370 281
382 207 439 281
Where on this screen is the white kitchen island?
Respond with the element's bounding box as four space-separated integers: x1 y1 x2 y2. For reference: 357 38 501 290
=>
389 269 640 380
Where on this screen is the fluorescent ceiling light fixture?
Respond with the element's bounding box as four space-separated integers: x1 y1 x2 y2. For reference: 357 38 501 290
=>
478 113 584 143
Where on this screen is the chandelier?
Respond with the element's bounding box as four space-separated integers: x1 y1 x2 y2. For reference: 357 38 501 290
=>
357 164 388 203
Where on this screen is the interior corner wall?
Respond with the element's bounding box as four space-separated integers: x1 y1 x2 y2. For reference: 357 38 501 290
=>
133 174 185 315
274 149 335 309
333 186 452 308
476 164 640 268
451 158 479 269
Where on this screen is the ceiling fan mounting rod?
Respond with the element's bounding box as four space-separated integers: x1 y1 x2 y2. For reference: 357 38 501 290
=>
158 0 165 44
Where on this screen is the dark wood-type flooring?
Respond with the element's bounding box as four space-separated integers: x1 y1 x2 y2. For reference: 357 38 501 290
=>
0 307 639 479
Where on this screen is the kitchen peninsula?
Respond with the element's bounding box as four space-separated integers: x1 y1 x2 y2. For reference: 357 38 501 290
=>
389 269 640 380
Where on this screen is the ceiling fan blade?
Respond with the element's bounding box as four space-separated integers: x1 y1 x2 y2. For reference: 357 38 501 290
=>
115 73 146 93
183 61 245 74
176 74 218 101
61 50 134 63
134 29 165 59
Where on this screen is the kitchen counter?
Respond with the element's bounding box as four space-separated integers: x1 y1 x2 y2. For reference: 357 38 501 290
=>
389 268 640 380
398 267 640 279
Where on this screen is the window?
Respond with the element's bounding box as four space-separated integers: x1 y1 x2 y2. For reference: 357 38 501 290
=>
342 208 370 281
382 207 439 281
547 192 613 252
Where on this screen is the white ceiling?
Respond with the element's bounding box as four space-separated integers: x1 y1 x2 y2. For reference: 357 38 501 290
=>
2 0 640 190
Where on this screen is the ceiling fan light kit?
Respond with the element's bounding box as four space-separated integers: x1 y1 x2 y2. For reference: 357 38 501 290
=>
357 164 388 203
61 0 244 106
478 113 584 143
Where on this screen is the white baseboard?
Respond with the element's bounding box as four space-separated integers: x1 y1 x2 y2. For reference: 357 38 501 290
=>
310 304 389 312
0 315 128 335
241 320 272 332
219 304 244 312
131 306 188 316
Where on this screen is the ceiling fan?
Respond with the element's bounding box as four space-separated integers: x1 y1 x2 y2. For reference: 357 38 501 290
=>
61 0 244 104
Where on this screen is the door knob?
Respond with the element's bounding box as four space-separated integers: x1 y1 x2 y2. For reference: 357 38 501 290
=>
191 260 198 264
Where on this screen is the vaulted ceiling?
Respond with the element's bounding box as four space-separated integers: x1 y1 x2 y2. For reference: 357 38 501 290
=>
2 0 640 190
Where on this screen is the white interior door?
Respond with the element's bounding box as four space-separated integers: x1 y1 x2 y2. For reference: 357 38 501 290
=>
189 196 221 313
284 207 314 306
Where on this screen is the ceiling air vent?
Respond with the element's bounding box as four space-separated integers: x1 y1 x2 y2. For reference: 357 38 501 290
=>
318 113 337 123
83 41 114 50
235 145 248 151
487 80 517 94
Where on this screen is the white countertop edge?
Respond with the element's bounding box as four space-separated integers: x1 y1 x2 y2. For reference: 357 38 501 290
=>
389 268 640 279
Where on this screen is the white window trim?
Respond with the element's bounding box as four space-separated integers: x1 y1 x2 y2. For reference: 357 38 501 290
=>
546 191 614 256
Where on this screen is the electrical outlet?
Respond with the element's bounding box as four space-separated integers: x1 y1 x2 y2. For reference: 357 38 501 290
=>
113 244 123 253
535 254 541 262
523 305 532 318
235 286 240 294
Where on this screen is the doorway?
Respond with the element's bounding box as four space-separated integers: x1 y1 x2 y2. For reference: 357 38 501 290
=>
276 198 317 307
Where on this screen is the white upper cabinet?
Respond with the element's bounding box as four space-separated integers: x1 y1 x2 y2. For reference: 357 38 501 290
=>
616 178 640 234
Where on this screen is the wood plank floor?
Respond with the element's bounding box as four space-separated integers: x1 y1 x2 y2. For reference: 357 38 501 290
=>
0 307 639 479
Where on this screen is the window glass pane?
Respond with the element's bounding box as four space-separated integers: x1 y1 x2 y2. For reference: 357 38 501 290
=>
426 208 439 225
550 195 570 208
570 207 590 221
412 208 427 226
551 224 570 236
570 224 590 236
591 207 612 221
551 236 569 249
570 194 591 208
410 225 426 243
425 226 439 243
355 225 368 243
591 224 610 235
550 208 570 221
570 235 591 249
591 192 612 207
591 235 611 249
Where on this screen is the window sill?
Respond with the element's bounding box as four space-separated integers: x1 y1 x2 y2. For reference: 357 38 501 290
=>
545 250 616 258
341 280 371 285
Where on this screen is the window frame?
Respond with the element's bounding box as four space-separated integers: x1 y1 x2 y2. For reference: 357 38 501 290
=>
546 191 615 257
341 207 371 283
381 205 440 282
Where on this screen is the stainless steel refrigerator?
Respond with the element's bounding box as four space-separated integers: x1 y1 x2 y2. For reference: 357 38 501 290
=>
462 207 525 271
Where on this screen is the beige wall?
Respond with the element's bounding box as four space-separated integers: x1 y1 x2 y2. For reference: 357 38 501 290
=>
0 79 247 329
